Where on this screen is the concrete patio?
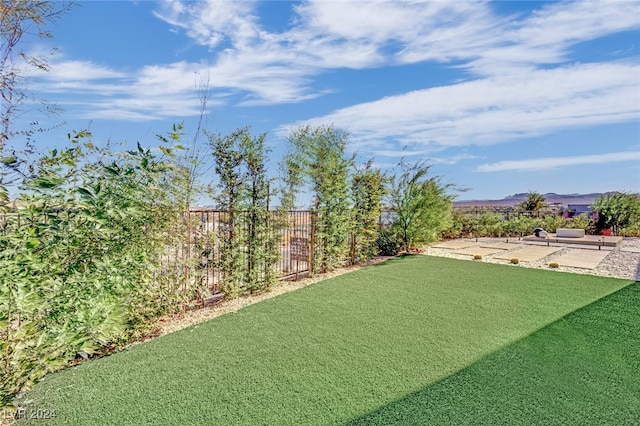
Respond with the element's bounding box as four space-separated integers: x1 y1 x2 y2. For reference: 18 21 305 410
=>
426 237 640 278
493 245 564 263
522 234 623 247
549 249 611 269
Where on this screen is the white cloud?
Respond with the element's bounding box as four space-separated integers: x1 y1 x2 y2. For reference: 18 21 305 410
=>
465 0 640 75
26 60 125 80
154 0 260 49
294 0 494 57
26 0 640 123
28 58 218 121
431 153 480 165
287 61 640 152
517 0 639 46
151 0 640 104
149 1 503 103
477 151 640 172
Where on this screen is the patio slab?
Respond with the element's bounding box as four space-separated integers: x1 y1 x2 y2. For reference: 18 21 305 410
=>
454 247 506 257
548 249 610 269
620 247 640 253
493 246 563 263
566 244 615 251
480 242 523 250
433 240 479 249
522 234 623 247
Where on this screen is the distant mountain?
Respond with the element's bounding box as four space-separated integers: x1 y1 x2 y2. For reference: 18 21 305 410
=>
454 192 622 208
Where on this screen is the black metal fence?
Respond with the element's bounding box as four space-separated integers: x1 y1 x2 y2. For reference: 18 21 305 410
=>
1 208 392 302
177 209 390 292
455 207 556 220
178 210 316 293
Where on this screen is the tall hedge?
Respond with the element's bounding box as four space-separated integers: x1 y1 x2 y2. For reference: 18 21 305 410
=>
351 161 386 262
1 130 189 407
208 127 279 296
284 125 353 274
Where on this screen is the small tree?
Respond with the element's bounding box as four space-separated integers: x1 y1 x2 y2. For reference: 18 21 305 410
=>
591 192 640 235
241 129 278 292
208 128 245 296
283 125 353 273
389 162 458 252
208 127 278 296
351 160 386 262
519 191 547 212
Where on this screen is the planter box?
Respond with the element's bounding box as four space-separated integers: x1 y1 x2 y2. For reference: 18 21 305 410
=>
556 228 585 238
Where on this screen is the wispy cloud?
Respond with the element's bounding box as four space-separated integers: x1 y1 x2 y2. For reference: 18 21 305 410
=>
431 153 480 165
153 0 640 103
26 0 640 124
464 0 640 75
286 61 640 151
148 1 499 103
477 151 640 172
29 59 216 120
25 60 126 80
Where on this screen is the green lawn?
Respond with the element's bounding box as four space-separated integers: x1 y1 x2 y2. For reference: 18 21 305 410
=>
19 256 637 425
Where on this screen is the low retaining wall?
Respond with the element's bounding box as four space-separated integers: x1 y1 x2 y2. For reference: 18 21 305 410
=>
556 228 585 238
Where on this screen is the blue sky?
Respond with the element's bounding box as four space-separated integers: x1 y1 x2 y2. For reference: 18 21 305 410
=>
17 0 640 205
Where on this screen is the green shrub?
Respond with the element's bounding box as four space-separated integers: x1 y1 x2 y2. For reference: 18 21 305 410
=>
502 217 520 237
477 213 504 237
389 162 457 251
208 127 279 296
443 209 478 239
542 214 564 233
473 254 483 260
507 215 538 237
283 125 352 274
562 213 591 231
351 163 387 263
619 222 640 237
0 130 193 408
592 193 640 235
376 228 400 256
510 258 520 265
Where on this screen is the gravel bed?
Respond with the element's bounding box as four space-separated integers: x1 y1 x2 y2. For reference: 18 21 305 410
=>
154 256 392 337
424 237 640 281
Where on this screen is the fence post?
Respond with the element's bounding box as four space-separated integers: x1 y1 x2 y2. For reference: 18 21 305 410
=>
183 210 190 295
309 209 317 274
294 211 299 281
350 233 356 265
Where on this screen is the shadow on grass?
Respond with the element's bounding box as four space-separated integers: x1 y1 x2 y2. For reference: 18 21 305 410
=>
367 253 417 267
346 281 640 426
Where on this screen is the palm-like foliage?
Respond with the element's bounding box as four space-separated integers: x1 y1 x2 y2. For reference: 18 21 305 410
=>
519 192 547 211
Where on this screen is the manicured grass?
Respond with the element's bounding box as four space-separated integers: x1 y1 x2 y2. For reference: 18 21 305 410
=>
20 256 635 425
348 280 640 425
